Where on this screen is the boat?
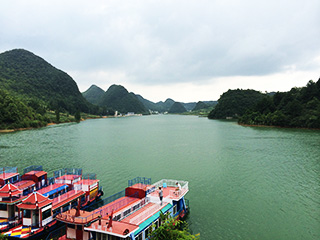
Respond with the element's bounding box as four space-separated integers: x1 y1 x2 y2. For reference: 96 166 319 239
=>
55 177 189 240
0 167 103 239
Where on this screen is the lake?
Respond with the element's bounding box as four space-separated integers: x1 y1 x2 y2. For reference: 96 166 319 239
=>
0 115 319 239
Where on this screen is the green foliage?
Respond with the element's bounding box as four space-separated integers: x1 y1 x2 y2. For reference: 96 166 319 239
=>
0 89 49 129
0 49 96 114
82 85 105 105
0 233 7 240
168 102 187 113
74 110 81 123
192 101 209 111
208 89 265 119
239 79 320 128
149 212 200 240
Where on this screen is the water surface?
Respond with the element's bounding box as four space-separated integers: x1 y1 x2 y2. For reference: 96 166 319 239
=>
0 115 319 239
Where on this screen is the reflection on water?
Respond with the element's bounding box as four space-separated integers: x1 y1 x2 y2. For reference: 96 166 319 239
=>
0 115 319 239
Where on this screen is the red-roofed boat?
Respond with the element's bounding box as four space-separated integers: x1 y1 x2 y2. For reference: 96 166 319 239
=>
1 167 103 239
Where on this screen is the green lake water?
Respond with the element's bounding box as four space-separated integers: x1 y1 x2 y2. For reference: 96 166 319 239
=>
0 115 319 239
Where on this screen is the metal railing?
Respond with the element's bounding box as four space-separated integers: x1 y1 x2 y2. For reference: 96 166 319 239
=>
82 173 97 180
23 165 43 174
128 177 151 187
0 167 17 174
149 179 189 194
54 168 82 178
52 190 82 205
58 192 141 224
128 201 159 224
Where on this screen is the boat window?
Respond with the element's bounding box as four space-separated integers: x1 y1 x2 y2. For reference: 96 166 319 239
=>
0 203 7 211
136 232 142 240
42 208 51 220
133 203 140 211
24 210 31 218
173 204 177 215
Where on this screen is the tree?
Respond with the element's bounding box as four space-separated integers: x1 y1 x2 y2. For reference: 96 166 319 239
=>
149 212 200 240
74 110 81 123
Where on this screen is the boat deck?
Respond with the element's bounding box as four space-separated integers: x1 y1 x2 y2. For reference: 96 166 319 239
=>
148 186 188 200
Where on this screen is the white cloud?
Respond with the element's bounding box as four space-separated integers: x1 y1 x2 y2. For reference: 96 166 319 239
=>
0 0 320 101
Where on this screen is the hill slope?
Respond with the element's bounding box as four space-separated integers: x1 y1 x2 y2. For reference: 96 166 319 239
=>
239 79 320 128
168 102 187 113
99 85 148 114
0 49 91 113
208 89 265 119
82 85 105 105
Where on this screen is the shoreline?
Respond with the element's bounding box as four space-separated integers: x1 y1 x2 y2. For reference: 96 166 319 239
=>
238 123 320 131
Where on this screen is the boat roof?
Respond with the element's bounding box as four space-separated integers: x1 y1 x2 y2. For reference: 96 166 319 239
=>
0 183 22 197
14 180 36 190
122 202 171 226
55 175 81 181
52 190 85 209
37 183 68 197
23 170 47 178
17 192 52 210
74 179 99 186
0 172 19 181
148 185 188 201
85 220 139 239
56 196 140 225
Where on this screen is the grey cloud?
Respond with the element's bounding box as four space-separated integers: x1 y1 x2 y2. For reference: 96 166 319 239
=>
1 0 319 86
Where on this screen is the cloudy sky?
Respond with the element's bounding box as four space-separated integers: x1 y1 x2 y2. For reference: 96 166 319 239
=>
1 0 320 102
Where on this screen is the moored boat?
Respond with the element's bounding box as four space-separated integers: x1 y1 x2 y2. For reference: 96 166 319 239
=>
1 167 103 239
55 177 189 240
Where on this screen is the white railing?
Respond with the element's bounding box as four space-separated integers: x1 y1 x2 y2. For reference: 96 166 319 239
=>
128 203 160 224
149 179 189 193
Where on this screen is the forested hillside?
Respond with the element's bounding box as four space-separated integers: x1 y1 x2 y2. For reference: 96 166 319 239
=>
208 89 264 119
168 102 187 113
0 49 92 113
98 85 148 114
239 79 320 128
0 89 49 129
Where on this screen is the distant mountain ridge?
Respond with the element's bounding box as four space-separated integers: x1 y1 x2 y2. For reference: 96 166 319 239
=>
83 83 217 114
82 84 148 114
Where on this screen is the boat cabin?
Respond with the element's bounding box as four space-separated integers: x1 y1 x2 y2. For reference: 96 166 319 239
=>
0 167 19 187
0 183 23 220
17 192 53 228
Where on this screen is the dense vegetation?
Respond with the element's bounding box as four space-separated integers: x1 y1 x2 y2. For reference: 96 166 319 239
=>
208 89 265 119
239 79 320 128
192 101 209 111
168 102 187 113
0 49 106 130
136 95 176 113
0 49 93 114
149 212 200 240
82 85 105 105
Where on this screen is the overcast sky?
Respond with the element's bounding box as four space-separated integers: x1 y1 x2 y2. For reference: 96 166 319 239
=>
1 0 320 102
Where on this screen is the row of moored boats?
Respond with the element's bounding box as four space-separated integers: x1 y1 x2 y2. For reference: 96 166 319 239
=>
0 166 189 240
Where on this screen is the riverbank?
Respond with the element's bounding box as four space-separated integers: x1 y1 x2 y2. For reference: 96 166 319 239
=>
238 122 320 131
0 115 107 133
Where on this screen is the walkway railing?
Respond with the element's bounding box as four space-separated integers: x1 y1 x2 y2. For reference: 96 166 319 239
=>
128 177 151 187
128 202 160 224
23 165 43 174
148 179 189 194
52 190 82 205
54 168 82 178
58 192 144 224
